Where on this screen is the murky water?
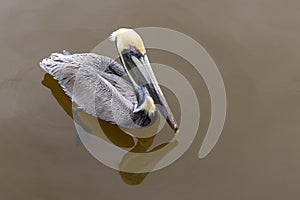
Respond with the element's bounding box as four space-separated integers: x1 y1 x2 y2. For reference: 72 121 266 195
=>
1 0 300 199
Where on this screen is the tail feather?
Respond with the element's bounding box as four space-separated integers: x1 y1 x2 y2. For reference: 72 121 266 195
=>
40 52 69 75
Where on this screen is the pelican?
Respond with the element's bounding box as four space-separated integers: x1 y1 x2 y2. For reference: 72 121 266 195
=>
40 28 179 133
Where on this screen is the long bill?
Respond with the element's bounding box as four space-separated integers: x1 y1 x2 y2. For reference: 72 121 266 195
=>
120 47 179 134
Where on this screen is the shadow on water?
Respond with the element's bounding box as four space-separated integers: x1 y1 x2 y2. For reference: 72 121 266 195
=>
42 73 176 185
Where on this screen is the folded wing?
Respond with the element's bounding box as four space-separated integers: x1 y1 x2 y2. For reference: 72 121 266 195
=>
40 52 137 125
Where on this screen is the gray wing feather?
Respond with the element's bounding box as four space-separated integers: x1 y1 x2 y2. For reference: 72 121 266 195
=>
40 52 137 126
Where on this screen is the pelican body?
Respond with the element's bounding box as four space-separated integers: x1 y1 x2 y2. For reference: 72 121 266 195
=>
40 28 179 133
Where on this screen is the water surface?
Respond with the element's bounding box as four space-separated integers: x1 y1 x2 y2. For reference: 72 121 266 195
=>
1 0 300 199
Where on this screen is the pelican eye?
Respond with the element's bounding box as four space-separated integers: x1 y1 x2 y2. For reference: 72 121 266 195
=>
128 45 144 58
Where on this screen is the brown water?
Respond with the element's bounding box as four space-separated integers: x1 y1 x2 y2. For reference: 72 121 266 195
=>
1 0 300 199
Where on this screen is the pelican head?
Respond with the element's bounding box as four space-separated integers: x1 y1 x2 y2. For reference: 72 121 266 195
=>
110 28 146 55
110 28 179 134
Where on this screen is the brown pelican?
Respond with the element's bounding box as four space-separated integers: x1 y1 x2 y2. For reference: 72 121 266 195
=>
40 28 179 133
